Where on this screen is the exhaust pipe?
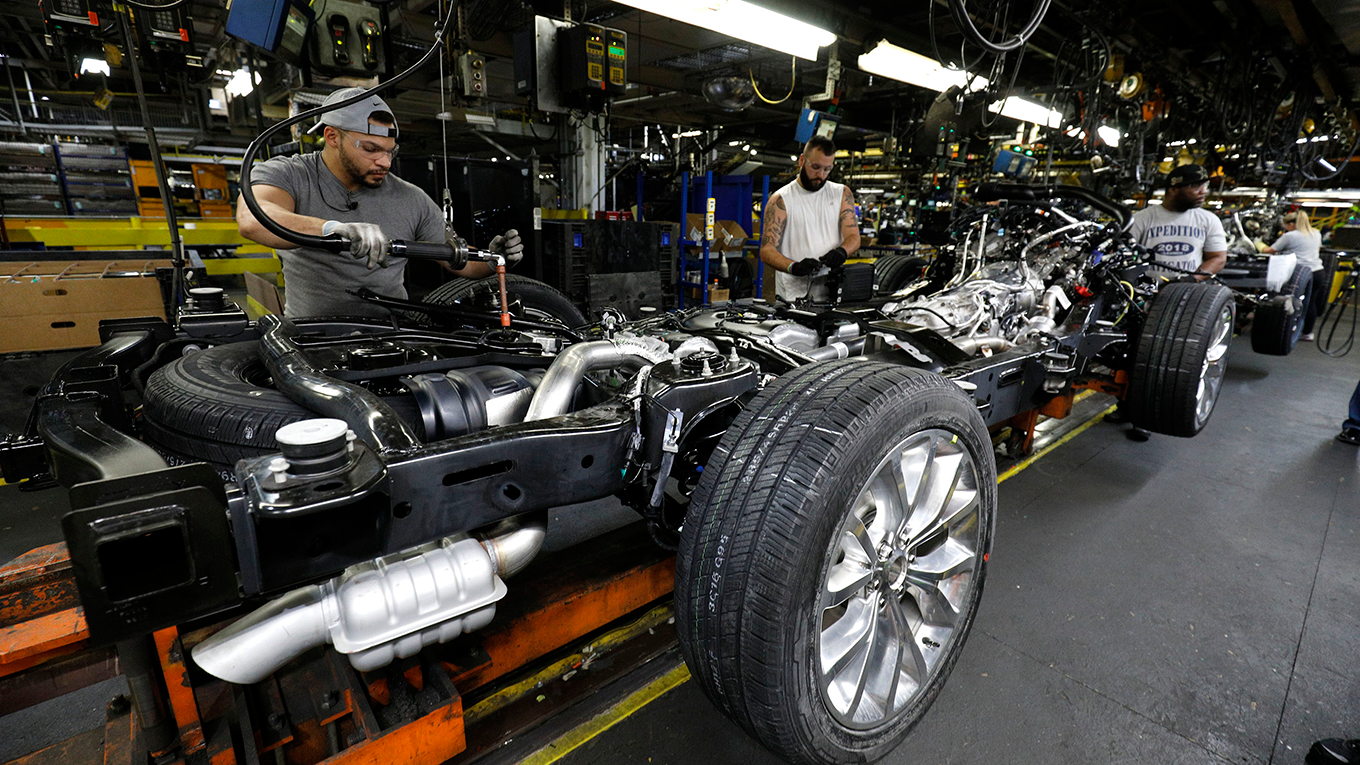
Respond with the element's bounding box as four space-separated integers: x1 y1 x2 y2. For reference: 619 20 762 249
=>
525 340 655 422
193 535 506 685
475 513 548 578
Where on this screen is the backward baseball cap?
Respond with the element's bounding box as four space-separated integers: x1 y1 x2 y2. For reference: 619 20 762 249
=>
308 87 398 138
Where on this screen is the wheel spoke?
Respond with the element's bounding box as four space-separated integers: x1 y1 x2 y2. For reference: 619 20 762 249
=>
821 596 876 679
905 540 976 626
845 519 879 565
823 565 875 609
904 450 965 540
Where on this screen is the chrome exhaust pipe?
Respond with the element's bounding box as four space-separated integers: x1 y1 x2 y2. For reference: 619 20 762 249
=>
475 512 548 578
192 535 506 685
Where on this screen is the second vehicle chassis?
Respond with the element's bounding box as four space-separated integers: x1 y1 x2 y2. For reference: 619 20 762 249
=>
1 183 1232 765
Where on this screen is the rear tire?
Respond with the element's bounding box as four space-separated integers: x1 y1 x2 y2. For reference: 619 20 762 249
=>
1127 282 1235 437
676 360 995 765
1250 264 1311 355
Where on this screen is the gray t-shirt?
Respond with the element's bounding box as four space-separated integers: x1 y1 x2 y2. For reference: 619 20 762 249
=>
1128 204 1227 277
1268 229 1323 272
251 152 445 318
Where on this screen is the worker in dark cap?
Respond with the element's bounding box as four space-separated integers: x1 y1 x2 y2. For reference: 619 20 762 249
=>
237 87 521 318
1115 163 1229 442
1126 163 1227 281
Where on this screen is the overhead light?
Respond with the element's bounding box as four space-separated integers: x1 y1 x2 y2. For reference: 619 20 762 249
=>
1097 125 1121 147
40 96 50 101
79 58 110 76
789 155 798 161
208 98 223 109
1291 200 1353 207
741 144 751 151
673 130 702 138
988 98 1063 128
224 68 260 97
613 0 834 60
728 140 742 146
858 40 989 93
749 149 757 155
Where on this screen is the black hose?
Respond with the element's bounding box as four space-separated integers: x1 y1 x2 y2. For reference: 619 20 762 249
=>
973 182 1132 230
948 0 1051 54
895 306 961 328
238 15 451 253
1318 270 1357 357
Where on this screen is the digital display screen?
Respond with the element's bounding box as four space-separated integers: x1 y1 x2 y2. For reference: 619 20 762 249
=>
608 44 624 57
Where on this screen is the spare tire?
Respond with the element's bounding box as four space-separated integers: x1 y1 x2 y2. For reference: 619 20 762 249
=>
415 275 586 328
1250 264 1311 355
1126 282 1235 437
141 342 421 475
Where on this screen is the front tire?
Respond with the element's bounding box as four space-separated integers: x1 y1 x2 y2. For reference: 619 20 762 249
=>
676 360 996 765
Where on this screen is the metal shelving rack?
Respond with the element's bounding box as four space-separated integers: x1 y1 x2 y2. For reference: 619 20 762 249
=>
676 171 771 306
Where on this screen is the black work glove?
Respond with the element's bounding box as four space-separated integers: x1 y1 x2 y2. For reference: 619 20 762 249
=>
788 258 819 277
819 246 848 269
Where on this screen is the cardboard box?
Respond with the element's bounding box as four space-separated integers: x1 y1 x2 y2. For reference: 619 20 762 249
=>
0 260 169 352
685 284 731 303
716 220 748 251
684 215 747 251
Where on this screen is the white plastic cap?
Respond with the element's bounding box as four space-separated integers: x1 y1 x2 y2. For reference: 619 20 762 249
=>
275 418 350 448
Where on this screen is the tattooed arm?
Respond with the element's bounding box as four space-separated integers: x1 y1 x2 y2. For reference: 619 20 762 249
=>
839 185 861 255
759 194 799 273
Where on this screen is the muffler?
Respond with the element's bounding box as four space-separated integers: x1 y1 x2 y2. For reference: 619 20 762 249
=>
193 535 506 684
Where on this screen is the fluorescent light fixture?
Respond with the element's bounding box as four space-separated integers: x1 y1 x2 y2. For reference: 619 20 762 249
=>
988 97 1063 128
464 113 497 126
79 58 110 76
1097 125 1121 147
672 130 702 138
728 140 742 146
224 68 260 97
858 40 989 92
1292 200 1354 207
1296 135 1331 144
741 144 751 151
208 98 223 109
614 0 834 60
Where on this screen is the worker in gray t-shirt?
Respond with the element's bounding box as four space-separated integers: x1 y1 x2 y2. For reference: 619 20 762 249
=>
238 88 522 318
1127 163 1227 281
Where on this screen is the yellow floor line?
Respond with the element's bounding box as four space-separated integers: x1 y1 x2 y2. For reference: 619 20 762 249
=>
998 403 1117 483
465 603 674 725
518 663 692 765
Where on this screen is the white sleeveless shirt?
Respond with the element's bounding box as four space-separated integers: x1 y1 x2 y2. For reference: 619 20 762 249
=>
773 178 846 300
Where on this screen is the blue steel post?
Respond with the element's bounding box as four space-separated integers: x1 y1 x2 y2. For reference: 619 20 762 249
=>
678 171 689 307
755 174 770 299
701 171 713 305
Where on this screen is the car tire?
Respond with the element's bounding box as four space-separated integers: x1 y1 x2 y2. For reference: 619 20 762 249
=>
415 275 587 328
1127 281 1235 437
1250 264 1312 355
141 342 422 471
676 360 996 765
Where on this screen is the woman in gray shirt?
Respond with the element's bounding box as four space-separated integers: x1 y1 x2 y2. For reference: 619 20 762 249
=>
1264 210 1326 340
